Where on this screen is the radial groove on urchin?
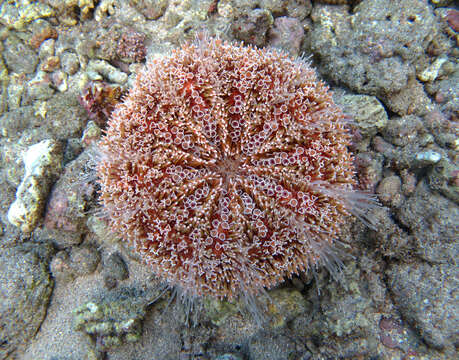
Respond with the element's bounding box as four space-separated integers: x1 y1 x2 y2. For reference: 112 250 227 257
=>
97 36 377 301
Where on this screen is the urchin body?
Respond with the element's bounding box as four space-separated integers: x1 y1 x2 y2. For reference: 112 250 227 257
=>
97 37 359 300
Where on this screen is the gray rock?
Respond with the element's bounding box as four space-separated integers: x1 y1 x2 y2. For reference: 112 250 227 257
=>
382 115 424 146
215 354 244 360
384 78 433 116
231 8 274 48
0 1 54 30
337 94 388 138
130 0 169 20
103 252 129 289
309 0 436 97
427 157 459 204
396 181 458 263
376 175 404 208
87 60 128 84
38 38 55 60
387 261 459 351
0 242 54 358
60 52 80 75
70 244 101 277
74 288 151 351
43 149 97 247
3 35 38 74
7 139 63 233
25 70 55 101
268 16 305 56
50 250 75 283
248 332 299 360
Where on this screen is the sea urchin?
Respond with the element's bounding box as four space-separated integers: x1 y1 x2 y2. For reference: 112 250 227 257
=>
97 36 374 301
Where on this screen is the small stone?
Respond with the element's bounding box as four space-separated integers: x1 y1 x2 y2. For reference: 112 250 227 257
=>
50 251 75 282
26 70 55 100
428 157 459 203
81 120 102 147
0 2 55 30
384 78 433 116
130 0 168 20
61 52 80 75
40 56 60 72
232 8 273 47
7 139 63 233
87 60 128 84
400 170 417 196
70 244 101 276
415 150 442 166
215 354 244 360
338 95 388 138
3 35 38 74
50 70 68 92
38 38 55 60
376 175 404 208
103 252 128 288
382 115 424 147
268 17 305 56
418 56 447 82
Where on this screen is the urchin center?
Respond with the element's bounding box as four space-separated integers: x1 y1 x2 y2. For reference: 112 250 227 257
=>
213 155 245 187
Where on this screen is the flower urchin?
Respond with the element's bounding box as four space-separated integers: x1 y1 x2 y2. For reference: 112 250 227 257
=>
97 36 376 301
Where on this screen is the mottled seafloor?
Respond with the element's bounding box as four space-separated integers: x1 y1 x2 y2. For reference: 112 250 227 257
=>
0 0 458 359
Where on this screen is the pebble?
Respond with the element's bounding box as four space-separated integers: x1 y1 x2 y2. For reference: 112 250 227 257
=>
87 59 128 84
103 252 128 289
7 139 63 233
415 150 442 165
418 56 447 82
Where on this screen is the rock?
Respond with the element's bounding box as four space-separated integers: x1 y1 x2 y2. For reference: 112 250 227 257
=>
46 0 95 25
309 0 436 97
38 38 55 60
74 289 149 351
268 16 305 56
231 8 273 47
266 288 308 329
8 139 63 233
337 95 388 138
87 59 128 84
427 157 459 203
70 244 101 277
44 150 97 247
382 115 424 146
50 70 68 92
376 175 404 208
384 78 433 116
215 354 244 360
387 261 459 352
0 1 55 30
103 252 129 289
3 35 38 74
129 0 169 20
248 333 299 360
50 250 75 282
60 52 80 75
50 244 101 283
0 243 54 358
418 56 448 82
415 150 442 166
396 181 458 263
25 70 55 101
